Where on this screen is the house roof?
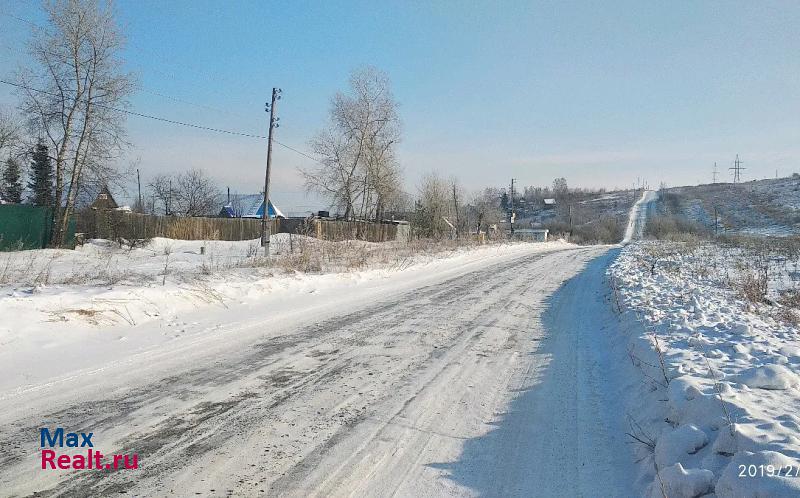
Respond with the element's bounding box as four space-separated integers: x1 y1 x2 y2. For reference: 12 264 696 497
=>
543 198 556 205
220 194 284 218
90 186 118 210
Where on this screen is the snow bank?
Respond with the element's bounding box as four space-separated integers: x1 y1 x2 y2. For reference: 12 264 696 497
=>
734 365 799 390
716 451 800 497
647 463 713 498
609 240 800 496
654 424 708 469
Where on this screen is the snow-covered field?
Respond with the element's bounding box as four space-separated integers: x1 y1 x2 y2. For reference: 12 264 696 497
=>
609 240 800 497
0 233 466 287
0 237 571 393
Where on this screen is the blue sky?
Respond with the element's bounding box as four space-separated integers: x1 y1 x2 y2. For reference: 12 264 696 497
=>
1 0 799 210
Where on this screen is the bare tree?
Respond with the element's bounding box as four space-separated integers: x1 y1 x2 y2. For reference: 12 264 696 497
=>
305 128 359 218
553 177 569 198
448 177 468 237
171 169 219 217
468 188 503 235
366 154 402 221
225 192 247 217
303 66 402 220
414 173 451 239
147 173 174 215
0 107 20 154
18 0 134 246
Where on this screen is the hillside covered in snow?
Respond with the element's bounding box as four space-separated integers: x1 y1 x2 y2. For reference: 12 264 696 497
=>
659 176 800 236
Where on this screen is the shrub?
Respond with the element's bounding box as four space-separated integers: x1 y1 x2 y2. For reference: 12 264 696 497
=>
735 271 769 305
645 216 709 240
544 216 623 245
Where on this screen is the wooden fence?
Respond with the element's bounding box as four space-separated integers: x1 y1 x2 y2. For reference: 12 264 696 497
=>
312 219 399 242
76 210 276 241
75 210 401 243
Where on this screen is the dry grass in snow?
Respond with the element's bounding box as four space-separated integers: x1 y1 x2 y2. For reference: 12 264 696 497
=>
609 239 800 497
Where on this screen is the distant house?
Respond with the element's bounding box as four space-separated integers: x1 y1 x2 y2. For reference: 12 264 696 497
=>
90 186 118 210
543 198 556 209
219 194 285 219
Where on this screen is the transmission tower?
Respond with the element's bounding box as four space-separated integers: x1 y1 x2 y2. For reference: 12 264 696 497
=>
729 154 745 183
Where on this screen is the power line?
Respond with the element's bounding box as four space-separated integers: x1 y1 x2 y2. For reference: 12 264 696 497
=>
138 87 238 116
274 139 319 163
118 107 269 139
0 77 267 138
0 78 322 163
0 10 325 164
0 9 257 112
0 10 38 28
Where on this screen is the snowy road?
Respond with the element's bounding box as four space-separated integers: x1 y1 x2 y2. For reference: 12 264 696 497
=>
1 244 637 497
623 190 657 244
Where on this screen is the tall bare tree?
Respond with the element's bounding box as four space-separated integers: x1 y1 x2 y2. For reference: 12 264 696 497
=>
552 177 569 198
171 169 219 217
468 188 504 235
19 0 134 246
147 173 174 215
147 171 218 217
414 173 452 239
0 107 20 154
303 66 402 220
449 177 466 237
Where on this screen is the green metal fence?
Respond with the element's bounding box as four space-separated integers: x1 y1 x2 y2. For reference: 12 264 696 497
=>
0 205 75 250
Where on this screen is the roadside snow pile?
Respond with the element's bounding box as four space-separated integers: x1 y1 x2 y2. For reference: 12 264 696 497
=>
609 240 800 497
735 365 799 390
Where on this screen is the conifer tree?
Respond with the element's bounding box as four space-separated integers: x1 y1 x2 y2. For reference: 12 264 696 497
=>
500 191 510 214
27 141 54 207
1 157 23 203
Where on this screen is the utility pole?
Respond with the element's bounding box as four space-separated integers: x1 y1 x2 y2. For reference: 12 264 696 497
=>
713 206 718 235
712 162 718 183
136 169 143 213
568 204 573 229
452 182 459 239
729 154 745 183
261 87 281 256
509 178 516 237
